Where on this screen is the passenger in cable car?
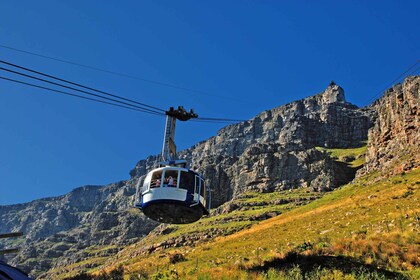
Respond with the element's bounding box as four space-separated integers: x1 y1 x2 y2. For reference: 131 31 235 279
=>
168 176 174 187
162 170 178 187
155 177 161 187
151 171 163 188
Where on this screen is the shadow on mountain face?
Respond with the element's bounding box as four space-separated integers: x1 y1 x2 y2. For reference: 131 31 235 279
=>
334 161 362 186
248 252 407 279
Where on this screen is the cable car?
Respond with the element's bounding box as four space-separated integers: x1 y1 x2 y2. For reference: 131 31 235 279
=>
136 160 209 224
134 107 211 224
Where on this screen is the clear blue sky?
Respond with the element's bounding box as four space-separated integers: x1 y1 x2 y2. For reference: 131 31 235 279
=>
0 1 418 205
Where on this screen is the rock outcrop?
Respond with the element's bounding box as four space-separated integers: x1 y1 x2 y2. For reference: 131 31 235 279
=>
358 76 419 177
1 82 376 278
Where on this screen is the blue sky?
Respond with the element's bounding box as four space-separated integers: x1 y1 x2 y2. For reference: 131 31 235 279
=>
0 1 418 205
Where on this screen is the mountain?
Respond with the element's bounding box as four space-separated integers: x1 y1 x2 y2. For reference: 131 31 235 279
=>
1 77 418 279
72 76 419 280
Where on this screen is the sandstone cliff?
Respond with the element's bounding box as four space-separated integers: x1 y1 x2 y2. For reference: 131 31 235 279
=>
358 76 419 177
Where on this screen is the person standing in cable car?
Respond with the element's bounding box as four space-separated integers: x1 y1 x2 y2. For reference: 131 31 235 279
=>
168 176 174 187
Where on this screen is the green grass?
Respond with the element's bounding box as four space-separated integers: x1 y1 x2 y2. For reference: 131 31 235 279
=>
0 236 24 248
126 189 323 248
83 244 118 255
315 145 367 167
115 168 420 279
41 186 322 279
45 257 109 279
42 145 419 280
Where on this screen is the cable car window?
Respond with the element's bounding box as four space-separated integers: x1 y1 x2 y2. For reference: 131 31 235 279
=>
195 176 200 195
151 170 163 188
200 179 206 201
142 173 152 189
163 170 178 187
179 171 195 193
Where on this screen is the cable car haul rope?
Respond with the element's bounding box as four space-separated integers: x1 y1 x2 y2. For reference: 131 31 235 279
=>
0 59 246 123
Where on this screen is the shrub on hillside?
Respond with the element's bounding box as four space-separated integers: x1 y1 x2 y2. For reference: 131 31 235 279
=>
63 266 124 280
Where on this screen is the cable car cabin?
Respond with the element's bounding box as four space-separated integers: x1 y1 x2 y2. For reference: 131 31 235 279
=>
135 166 209 224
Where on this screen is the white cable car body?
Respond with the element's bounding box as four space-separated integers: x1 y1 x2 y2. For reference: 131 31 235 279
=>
134 107 211 224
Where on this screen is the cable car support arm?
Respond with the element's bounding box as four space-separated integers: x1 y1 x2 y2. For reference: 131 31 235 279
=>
161 106 198 163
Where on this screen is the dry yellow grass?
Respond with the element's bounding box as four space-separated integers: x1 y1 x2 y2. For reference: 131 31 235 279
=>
107 169 418 279
62 168 420 279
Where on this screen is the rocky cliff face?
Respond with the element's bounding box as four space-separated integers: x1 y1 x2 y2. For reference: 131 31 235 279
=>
358 76 419 177
132 82 374 206
1 82 375 278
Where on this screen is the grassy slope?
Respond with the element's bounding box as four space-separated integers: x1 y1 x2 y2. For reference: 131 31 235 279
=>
47 188 324 279
50 146 420 279
117 168 419 279
315 145 367 168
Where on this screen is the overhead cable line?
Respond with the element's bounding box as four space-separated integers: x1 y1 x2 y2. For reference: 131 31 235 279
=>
1 74 244 122
0 66 164 115
0 44 249 104
0 76 163 116
190 119 241 124
0 72 244 122
0 59 246 123
197 117 246 122
0 44 217 97
383 60 419 89
407 65 420 76
367 60 420 105
0 60 165 113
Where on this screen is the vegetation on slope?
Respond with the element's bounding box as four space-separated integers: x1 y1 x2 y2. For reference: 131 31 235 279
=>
53 146 420 279
122 169 419 279
48 189 324 279
315 145 367 168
